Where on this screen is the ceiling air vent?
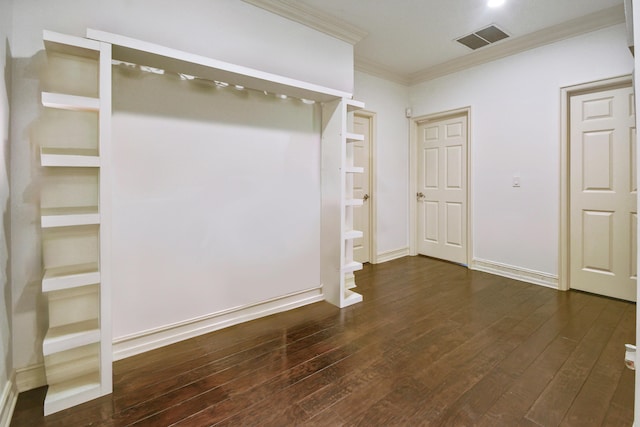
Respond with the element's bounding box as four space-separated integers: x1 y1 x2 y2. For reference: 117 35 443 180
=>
456 25 510 50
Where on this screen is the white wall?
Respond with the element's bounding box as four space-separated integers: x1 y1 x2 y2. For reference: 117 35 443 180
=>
0 0 12 409
353 71 410 257
10 0 354 375
111 69 321 339
410 24 633 277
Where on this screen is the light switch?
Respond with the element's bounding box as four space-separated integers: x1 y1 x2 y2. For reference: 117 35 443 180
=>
512 175 521 187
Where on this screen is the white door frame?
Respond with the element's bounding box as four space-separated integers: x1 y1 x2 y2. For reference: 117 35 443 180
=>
409 106 472 266
354 110 378 264
558 74 633 291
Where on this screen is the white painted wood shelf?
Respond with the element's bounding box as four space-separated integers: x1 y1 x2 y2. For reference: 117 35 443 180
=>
43 319 101 355
345 166 364 174
42 263 100 292
342 261 363 274
345 198 364 207
44 372 102 416
40 147 100 167
346 132 365 142
41 92 100 112
41 206 100 228
344 230 364 240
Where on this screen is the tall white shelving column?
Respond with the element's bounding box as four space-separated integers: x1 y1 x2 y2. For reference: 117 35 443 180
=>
321 98 365 308
40 30 112 415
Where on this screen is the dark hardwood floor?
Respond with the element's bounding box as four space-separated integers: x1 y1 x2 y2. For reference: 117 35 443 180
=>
10 256 635 426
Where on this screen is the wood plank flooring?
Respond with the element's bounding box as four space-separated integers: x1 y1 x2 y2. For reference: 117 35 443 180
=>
10 256 636 426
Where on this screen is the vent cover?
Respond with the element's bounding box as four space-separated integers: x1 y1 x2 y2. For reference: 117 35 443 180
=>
456 25 509 50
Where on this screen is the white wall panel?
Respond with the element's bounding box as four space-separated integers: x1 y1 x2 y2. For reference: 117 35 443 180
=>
410 24 633 275
0 0 12 401
110 69 321 339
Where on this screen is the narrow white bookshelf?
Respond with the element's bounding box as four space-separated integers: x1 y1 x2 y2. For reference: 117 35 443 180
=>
40 29 112 416
321 97 365 308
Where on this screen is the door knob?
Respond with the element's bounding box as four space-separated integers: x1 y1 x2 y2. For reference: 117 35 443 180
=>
363 194 370 202
417 192 425 200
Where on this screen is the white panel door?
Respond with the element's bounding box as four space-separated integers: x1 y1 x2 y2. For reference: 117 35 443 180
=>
570 85 637 301
417 115 467 264
353 114 370 263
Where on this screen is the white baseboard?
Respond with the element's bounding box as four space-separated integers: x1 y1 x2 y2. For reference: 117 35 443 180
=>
0 372 17 427
376 247 410 264
15 364 46 392
113 286 324 360
470 258 559 289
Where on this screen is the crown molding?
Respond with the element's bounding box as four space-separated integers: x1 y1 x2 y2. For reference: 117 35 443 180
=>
242 0 368 45
354 56 411 86
409 4 626 84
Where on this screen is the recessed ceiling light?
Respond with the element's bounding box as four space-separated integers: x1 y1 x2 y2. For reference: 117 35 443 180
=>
488 0 505 7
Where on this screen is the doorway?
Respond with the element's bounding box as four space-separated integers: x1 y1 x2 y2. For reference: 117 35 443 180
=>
352 111 375 264
410 108 471 265
560 76 637 301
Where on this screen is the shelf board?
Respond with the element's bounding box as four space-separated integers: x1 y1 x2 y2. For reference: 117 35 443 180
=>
341 289 363 307
44 372 102 416
345 166 364 174
344 230 364 240
346 99 365 112
43 319 101 355
345 198 364 207
41 206 100 228
42 263 100 292
342 261 363 274
42 92 100 112
86 29 352 103
44 30 100 59
346 132 365 142
41 147 100 167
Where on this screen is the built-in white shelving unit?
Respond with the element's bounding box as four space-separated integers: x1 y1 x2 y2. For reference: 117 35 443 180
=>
321 98 366 308
39 29 112 416
37 27 364 414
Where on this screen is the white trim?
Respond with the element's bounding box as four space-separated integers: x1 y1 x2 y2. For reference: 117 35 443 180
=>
86 29 352 103
559 75 633 292
0 373 17 427
241 0 368 45
15 364 47 392
409 5 624 84
354 56 411 86
376 248 410 264
409 107 473 266
113 287 323 360
471 258 559 289
354 110 378 264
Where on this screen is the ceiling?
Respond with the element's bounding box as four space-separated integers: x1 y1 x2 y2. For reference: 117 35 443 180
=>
243 0 628 85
